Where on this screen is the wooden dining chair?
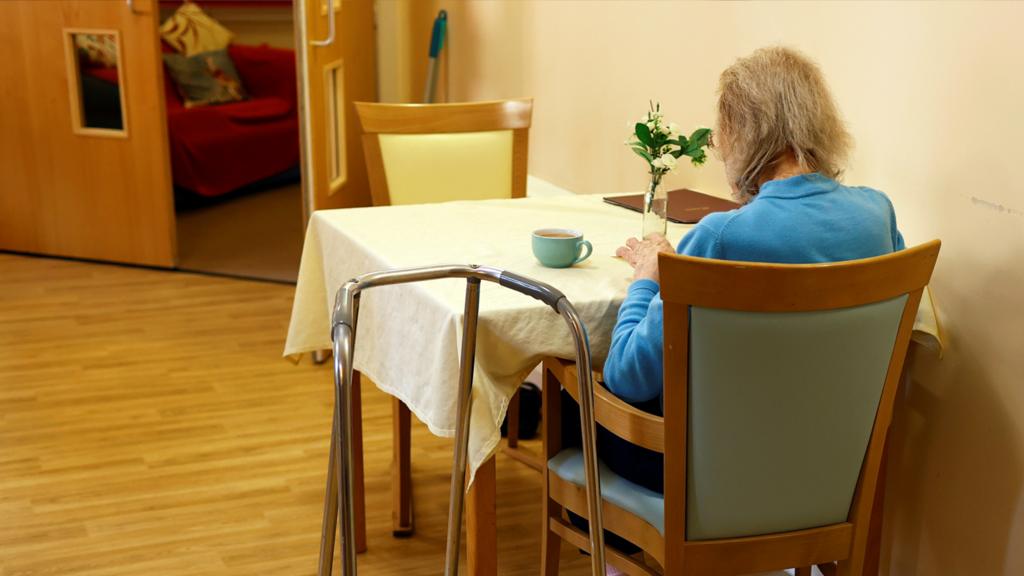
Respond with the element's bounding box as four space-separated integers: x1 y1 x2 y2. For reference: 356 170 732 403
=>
540 241 941 575
354 98 534 536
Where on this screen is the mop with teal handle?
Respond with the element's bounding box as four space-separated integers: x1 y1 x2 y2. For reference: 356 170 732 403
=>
423 10 447 103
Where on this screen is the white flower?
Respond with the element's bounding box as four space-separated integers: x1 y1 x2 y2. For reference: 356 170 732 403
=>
659 153 678 171
651 157 665 169
667 122 681 138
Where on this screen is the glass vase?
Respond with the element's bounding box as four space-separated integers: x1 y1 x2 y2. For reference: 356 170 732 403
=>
641 177 668 238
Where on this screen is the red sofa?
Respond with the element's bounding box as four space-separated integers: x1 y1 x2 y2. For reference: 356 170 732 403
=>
164 43 300 197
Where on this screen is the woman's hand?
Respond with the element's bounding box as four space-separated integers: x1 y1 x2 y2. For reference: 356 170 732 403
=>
615 233 675 283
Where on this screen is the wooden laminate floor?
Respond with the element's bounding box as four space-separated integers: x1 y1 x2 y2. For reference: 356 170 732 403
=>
0 253 591 575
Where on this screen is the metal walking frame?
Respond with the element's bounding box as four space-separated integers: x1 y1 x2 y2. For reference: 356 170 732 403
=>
317 264 606 576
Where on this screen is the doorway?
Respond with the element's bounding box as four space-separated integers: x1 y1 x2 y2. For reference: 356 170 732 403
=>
0 0 375 274
158 0 304 283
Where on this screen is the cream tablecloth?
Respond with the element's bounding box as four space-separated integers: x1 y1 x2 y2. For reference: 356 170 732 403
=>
284 194 941 484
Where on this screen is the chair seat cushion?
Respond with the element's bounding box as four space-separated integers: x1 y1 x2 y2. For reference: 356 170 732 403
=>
548 448 665 535
549 449 798 576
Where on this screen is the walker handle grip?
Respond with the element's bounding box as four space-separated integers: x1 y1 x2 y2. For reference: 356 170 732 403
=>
498 271 565 311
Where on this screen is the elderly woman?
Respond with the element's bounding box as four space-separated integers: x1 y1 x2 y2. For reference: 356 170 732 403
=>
608 46 904 403
564 46 905 567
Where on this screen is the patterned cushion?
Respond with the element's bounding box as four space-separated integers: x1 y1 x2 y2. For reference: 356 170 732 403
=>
74 34 118 68
160 3 233 57
163 49 247 109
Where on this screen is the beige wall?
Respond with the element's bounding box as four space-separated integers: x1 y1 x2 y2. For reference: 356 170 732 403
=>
381 1 1024 574
375 0 412 102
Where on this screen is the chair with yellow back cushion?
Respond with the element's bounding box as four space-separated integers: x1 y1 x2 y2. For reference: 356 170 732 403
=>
356 99 532 206
355 99 533 536
540 241 940 575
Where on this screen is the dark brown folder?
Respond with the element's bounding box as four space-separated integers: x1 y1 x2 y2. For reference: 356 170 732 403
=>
603 188 740 224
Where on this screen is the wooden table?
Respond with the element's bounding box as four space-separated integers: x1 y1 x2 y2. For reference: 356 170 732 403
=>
284 194 941 574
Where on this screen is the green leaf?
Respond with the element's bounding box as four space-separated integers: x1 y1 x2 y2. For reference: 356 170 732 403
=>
688 148 707 166
631 147 653 163
689 127 711 142
685 128 711 154
635 122 653 147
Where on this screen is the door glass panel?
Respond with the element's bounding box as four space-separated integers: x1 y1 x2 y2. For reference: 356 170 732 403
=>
66 30 126 135
325 60 346 193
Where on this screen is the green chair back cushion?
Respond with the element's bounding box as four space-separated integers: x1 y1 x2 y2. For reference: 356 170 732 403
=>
685 295 907 539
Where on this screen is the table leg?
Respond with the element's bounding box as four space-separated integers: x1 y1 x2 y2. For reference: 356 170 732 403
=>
467 455 497 575
392 397 414 536
541 360 563 576
506 389 521 448
312 349 330 364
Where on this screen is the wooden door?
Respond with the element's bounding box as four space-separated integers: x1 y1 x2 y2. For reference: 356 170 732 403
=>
296 0 376 214
0 0 176 267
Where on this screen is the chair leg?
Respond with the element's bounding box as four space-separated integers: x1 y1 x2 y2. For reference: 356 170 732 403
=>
541 512 562 576
863 437 891 575
506 388 522 448
392 396 414 536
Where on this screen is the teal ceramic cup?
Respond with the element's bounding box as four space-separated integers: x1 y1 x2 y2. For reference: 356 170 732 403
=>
532 228 593 268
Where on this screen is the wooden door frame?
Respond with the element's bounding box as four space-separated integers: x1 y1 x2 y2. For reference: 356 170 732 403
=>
293 0 376 222
292 0 314 221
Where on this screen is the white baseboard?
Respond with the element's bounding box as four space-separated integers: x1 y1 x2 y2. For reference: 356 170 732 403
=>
526 175 575 198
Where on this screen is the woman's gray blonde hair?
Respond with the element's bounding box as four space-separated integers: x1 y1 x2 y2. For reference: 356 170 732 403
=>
717 47 852 199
